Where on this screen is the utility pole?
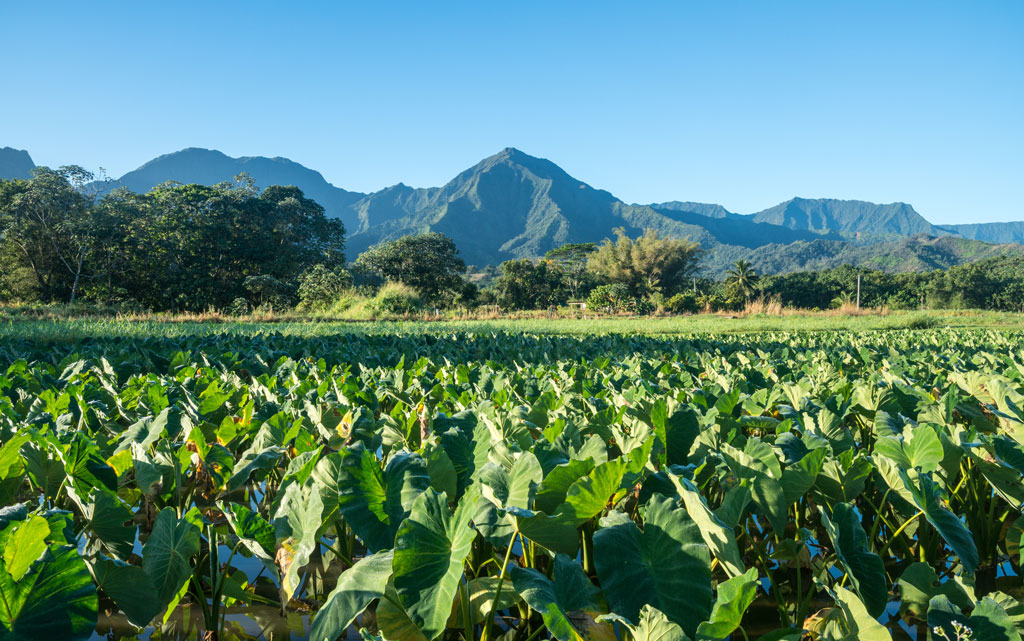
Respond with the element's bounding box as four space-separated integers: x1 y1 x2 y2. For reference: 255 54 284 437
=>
856 274 861 310
693 277 697 296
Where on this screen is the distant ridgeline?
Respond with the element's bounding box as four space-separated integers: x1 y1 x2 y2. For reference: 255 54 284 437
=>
2 145 1023 277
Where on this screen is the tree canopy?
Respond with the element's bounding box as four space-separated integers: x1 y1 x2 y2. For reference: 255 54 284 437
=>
353 232 466 305
586 228 703 297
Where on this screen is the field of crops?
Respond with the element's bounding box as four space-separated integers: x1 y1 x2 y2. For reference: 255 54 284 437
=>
0 326 1022 641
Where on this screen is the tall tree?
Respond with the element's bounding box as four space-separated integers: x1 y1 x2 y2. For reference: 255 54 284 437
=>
725 260 760 303
0 166 96 302
586 228 703 297
353 232 466 304
544 242 596 300
495 258 566 310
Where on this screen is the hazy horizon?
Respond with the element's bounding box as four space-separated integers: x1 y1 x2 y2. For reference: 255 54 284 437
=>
2 2 1021 224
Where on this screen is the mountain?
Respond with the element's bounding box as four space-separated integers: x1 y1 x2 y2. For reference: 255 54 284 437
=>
649 201 737 219
0 147 35 180
344 148 723 264
6 143 1024 276
750 197 944 238
705 234 1024 277
109 148 366 218
939 222 1024 245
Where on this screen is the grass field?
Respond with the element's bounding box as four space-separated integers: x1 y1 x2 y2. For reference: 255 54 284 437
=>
2 308 1022 343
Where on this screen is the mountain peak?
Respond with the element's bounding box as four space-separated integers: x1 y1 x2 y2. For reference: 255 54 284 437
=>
0 147 36 180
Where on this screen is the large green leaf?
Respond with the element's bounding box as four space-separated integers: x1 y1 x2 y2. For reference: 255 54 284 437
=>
599 604 689 641
0 545 97 641
824 586 891 641
308 551 393 641
91 555 162 628
273 479 326 599
316 445 430 552
392 486 480 640
2 515 48 582
510 554 602 641
594 493 712 638
896 562 973 620
720 444 787 534
902 471 979 574
84 491 135 561
670 474 745 578
819 503 888 617
695 568 759 641
141 507 200 605
928 595 1022 641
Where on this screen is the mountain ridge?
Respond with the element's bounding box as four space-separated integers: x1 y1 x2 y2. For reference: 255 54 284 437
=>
2 145 1022 274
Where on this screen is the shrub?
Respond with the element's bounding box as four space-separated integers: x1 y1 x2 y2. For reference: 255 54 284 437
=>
372 282 423 316
297 265 353 309
666 292 699 314
587 283 633 313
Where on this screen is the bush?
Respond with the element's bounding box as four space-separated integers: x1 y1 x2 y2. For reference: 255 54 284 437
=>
297 265 353 309
666 292 698 314
371 282 423 316
226 297 250 315
587 283 633 313
243 274 295 308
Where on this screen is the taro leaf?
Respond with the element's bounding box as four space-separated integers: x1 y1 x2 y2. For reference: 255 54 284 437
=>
720 443 787 534
874 425 943 473
60 433 117 498
479 452 543 511
901 471 979 574
780 447 825 505
318 445 430 552
510 554 602 641
599 604 689 641
819 503 888 617
2 515 48 582
535 458 596 515
225 504 276 566
504 506 580 556
670 474 745 578
116 407 187 454
0 434 28 505
85 491 135 561
273 480 325 600
594 493 712 638
828 586 891 641
91 555 162 628
555 457 627 526
0 545 98 641
141 507 201 605
308 550 393 641
226 445 287 493
652 402 701 466
448 575 523 627
421 441 458 499
377 581 429 641
896 562 972 619
928 595 1022 641
393 486 480 641
695 568 760 641
814 450 873 504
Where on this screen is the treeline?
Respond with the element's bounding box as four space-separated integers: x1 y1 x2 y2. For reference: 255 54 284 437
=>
2 167 1023 314
0 167 345 309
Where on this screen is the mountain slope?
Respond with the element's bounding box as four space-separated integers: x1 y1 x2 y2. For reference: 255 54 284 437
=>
0 147 35 180
345 148 718 264
705 234 1024 277
649 201 737 219
940 222 1024 245
751 197 944 237
110 148 366 224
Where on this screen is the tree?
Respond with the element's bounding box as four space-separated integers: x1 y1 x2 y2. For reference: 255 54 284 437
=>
297 265 353 309
495 258 566 310
353 232 467 305
586 228 703 297
544 243 596 300
725 260 760 303
0 167 96 302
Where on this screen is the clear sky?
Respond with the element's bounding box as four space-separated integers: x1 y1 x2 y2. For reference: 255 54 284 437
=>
1 1 1021 223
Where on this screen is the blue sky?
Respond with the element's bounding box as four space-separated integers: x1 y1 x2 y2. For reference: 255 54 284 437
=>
1 1 1021 223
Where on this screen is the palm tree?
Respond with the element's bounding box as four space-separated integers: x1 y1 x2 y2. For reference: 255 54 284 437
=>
726 260 760 303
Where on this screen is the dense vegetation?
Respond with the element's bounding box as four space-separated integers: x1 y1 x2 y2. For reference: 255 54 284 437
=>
0 326 1021 640
3 167 1024 316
